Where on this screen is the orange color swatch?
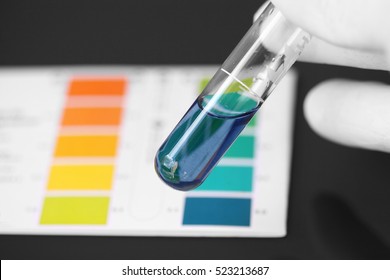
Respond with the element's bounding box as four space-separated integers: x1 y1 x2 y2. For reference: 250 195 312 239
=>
55 135 118 157
68 78 126 96
62 107 122 126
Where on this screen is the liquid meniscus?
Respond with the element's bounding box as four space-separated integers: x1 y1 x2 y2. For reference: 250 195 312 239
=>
154 92 260 191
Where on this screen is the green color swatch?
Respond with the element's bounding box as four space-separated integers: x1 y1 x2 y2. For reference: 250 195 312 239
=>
247 116 257 127
40 196 109 225
199 78 210 93
226 78 253 93
199 77 253 94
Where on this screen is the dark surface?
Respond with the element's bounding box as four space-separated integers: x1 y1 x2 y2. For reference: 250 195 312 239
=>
0 0 389 259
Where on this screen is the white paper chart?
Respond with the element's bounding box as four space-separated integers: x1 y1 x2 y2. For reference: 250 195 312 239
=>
0 66 296 237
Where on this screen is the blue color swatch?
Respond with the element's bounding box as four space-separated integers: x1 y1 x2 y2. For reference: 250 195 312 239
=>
183 197 251 226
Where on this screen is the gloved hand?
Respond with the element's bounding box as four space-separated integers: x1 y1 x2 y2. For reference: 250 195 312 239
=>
272 0 390 153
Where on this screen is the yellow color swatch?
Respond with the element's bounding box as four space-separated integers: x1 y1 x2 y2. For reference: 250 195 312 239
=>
47 165 114 190
54 135 118 157
40 196 109 225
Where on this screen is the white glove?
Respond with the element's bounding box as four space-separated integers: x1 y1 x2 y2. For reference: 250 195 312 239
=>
266 0 390 153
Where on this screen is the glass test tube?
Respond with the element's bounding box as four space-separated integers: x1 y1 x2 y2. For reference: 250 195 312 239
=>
155 1 311 191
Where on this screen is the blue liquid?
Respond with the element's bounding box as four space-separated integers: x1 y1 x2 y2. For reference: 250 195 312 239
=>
155 93 259 191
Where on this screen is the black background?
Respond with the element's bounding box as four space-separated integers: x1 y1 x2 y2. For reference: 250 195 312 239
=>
0 0 389 259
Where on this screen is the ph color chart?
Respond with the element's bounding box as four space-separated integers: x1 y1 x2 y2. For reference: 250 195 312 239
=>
0 67 296 237
41 78 126 225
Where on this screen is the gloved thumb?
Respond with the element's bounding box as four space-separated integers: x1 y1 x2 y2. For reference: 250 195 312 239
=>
304 80 390 153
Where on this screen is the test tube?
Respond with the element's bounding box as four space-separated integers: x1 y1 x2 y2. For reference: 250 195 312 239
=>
155 1 311 191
